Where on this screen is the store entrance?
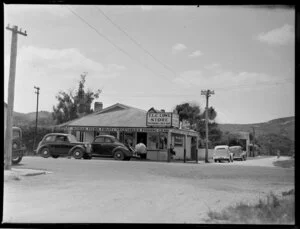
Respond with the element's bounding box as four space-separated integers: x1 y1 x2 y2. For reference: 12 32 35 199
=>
137 132 147 146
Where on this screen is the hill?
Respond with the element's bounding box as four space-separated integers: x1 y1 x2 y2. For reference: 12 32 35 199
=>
219 117 294 141
13 110 56 126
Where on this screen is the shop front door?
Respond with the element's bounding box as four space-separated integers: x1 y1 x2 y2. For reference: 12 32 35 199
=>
137 132 147 146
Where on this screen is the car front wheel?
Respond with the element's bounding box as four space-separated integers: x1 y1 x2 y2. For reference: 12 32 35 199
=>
12 156 22 164
114 150 124 160
41 147 50 158
73 149 83 159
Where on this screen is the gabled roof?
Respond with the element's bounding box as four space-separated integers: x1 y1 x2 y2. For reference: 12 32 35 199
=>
95 103 131 114
60 103 148 128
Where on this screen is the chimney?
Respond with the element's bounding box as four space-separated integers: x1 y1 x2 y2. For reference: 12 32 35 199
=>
94 102 103 112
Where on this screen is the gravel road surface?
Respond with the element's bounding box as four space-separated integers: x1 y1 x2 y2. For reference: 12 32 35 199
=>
3 156 294 224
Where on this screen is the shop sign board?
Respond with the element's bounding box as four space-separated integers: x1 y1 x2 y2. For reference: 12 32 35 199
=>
68 126 170 133
146 112 179 128
171 113 180 128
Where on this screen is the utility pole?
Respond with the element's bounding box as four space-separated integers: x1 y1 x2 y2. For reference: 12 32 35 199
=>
33 86 40 152
201 89 214 163
4 25 27 170
252 126 255 157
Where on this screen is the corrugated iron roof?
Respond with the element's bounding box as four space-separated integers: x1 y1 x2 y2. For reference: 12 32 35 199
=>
65 105 148 128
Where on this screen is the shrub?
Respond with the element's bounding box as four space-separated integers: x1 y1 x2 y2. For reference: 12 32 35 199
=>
206 191 295 224
19 125 66 153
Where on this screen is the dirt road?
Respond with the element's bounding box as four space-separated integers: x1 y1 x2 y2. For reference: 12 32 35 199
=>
3 156 294 223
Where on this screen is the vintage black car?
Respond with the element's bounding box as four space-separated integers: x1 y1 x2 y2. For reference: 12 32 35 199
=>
91 135 134 160
36 133 92 159
11 127 26 164
229 146 247 161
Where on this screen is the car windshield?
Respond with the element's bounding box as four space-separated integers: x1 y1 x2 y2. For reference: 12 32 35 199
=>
216 148 226 150
68 135 78 143
229 147 240 152
13 130 20 138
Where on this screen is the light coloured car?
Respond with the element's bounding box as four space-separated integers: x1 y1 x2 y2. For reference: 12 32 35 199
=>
213 145 233 163
229 146 247 161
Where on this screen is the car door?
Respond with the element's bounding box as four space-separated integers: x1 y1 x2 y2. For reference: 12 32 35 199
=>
53 135 71 156
92 136 105 156
102 137 115 156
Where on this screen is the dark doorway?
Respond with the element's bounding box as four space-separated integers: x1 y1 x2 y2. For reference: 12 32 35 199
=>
191 137 197 160
137 132 147 146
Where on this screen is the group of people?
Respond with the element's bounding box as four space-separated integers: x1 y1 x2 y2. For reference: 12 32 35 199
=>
125 138 177 160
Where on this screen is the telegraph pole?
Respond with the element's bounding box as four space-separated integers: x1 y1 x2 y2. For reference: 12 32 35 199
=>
252 126 255 157
33 86 40 152
4 25 27 170
201 89 214 163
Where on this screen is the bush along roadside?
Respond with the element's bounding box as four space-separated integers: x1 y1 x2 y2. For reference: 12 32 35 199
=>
273 158 294 168
19 125 66 154
206 190 295 224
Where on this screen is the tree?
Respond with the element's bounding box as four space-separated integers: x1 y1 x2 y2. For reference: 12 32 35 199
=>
175 103 201 126
52 73 101 124
174 103 222 147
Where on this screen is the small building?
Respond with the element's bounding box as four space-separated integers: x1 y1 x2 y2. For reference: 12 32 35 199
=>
59 103 199 162
235 131 251 157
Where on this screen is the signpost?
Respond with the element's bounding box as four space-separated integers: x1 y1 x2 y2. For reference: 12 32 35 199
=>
146 112 179 128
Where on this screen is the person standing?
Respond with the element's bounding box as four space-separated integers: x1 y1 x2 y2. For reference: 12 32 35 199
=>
277 149 281 159
135 141 147 159
170 144 176 159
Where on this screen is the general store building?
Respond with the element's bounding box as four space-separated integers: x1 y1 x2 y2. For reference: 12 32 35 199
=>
60 103 199 162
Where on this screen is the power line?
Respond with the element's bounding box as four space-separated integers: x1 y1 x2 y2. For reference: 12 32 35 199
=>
101 78 292 98
65 6 171 83
95 6 178 78
212 77 293 91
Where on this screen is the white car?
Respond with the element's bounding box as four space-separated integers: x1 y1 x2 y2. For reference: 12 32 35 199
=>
213 145 233 163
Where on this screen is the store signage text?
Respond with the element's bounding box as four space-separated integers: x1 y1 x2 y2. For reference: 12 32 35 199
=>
147 112 179 128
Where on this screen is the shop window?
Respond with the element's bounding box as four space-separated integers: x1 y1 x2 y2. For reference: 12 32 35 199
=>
148 133 158 150
158 133 168 150
94 131 100 138
109 132 117 138
79 132 84 142
174 135 183 146
124 132 134 146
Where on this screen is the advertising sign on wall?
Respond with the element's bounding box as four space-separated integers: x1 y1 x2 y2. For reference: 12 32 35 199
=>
147 112 172 127
146 112 180 128
171 113 179 128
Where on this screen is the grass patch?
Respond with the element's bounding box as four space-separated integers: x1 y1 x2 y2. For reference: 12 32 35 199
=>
273 159 294 168
206 190 295 224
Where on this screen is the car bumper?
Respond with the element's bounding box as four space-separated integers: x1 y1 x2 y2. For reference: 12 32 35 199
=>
213 157 230 160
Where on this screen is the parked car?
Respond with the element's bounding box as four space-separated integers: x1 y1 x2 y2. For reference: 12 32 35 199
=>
229 146 247 161
36 133 92 159
91 135 135 160
11 127 26 164
213 145 233 163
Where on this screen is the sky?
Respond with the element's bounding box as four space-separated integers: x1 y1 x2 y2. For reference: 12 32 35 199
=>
4 5 295 124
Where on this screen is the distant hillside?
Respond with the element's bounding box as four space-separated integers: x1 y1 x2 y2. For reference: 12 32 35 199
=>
219 117 295 141
13 110 56 126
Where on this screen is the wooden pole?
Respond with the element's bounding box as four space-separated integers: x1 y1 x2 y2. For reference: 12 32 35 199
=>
33 86 40 151
167 131 171 162
201 89 214 163
184 134 187 163
4 25 27 170
196 136 199 164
